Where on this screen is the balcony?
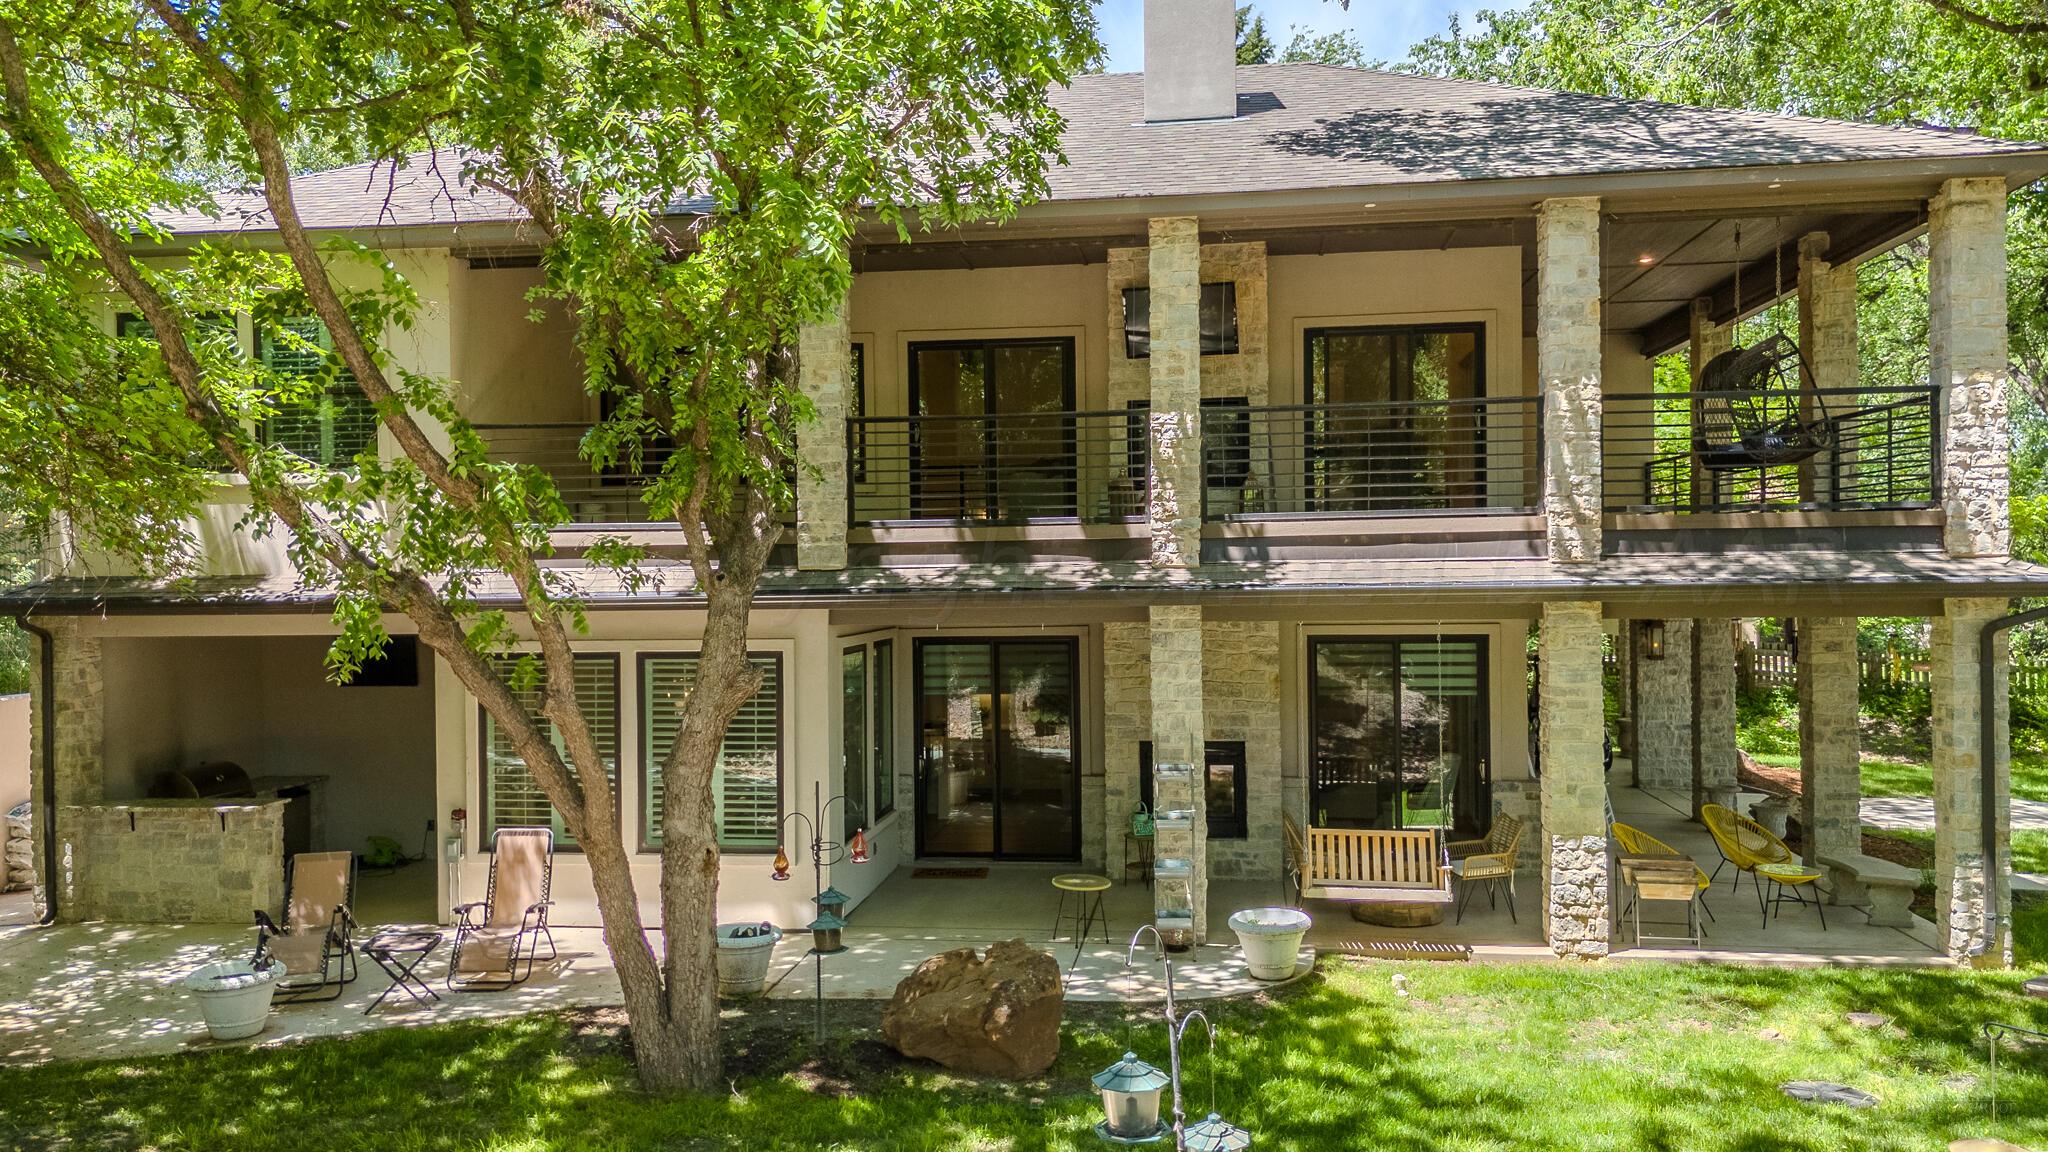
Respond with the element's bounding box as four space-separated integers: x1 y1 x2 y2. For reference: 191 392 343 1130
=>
1201 396 1541 520
474 423 674 524
1601 386 1939 514
847 410 1141 526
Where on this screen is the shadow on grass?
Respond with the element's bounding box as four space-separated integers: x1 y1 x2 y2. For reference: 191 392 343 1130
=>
7 964 2048 1151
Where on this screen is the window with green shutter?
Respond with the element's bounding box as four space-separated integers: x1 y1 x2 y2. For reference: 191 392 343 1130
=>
478 654 620 850
259 316 379 467
640 653 783 852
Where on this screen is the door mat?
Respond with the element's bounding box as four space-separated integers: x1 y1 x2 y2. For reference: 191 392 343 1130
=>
911 867 990 880
1326 940 1472 962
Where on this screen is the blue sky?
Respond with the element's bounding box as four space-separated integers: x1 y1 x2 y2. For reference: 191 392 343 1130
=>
1095 0 1504 72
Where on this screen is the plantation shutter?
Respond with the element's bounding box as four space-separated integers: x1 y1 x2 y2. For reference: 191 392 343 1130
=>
642 654 782 850
479 655 619 849
260 316 379 467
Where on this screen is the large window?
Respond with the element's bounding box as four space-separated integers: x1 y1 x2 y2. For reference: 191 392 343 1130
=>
1122 283 1240 358
1308 636 1490 836
478 654 620 850
1303 323 1486 511
907 338 1076 521
259 316 379 468
640 653 783 852
839 638 897 843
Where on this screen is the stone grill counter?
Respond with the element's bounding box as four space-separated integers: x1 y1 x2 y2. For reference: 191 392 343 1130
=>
56 799 284 923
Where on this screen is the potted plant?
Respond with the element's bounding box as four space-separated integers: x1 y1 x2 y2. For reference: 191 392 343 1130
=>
1226 907 1312 981
714 921 783 997
184 955 280 1041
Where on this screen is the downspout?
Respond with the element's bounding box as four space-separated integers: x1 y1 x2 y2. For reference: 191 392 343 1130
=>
8 612 56 925
1976 604 2048 960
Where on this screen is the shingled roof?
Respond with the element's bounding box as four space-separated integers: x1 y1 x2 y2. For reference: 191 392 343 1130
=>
154 64 2047 237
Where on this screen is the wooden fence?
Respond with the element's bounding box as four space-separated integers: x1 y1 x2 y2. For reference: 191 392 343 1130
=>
1734 642 2048 695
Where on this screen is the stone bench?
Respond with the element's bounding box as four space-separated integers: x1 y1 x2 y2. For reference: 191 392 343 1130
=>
1817 852 1921 928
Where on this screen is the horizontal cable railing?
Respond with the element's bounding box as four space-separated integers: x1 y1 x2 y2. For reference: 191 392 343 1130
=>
1204 396 1542 519
1602 386 1939 514
474 423 677 524
848 409 1144 525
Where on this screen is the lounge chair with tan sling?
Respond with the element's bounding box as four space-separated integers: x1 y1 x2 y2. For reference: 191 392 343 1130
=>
253 850 359 1003
449 826 558 990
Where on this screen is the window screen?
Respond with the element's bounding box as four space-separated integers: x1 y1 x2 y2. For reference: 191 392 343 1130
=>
259 316 379 467
479 654 620 850
641 653 783 851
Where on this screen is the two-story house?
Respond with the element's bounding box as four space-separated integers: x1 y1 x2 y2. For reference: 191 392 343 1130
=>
8 0 2046 962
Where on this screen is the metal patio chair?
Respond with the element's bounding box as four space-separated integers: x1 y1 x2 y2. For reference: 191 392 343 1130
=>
449 826 558 990
254 850 360 1003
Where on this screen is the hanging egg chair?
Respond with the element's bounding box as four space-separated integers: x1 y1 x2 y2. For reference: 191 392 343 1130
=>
1690 225 1840 472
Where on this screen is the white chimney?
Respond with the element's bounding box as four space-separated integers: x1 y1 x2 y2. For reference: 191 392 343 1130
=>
1144 0 1238 122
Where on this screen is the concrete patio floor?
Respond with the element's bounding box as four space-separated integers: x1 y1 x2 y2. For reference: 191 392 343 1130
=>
0 772 1948 1066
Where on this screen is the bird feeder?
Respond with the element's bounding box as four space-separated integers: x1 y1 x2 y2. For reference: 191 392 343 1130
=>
1092 1051 1170 1144
1183 1112 1253 1151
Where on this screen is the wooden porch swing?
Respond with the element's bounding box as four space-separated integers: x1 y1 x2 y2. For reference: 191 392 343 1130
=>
1691 225 1839 473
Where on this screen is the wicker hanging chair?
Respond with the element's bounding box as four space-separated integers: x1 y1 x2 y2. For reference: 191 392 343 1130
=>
1690 226 1839 472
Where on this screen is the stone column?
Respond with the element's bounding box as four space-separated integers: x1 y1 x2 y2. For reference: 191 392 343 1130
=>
1932 597 2012 964
1688 298 1732 508
1537 198 1603 563
1795 617 1861 874
1540 601 1608 958
1691 618 1739 819
1147 217 1203 568
31 619 104 920
1632 620 1693 792
795 293 851 570
1930 177 2012 559
1149 604 1207 939
1798 233 1858 503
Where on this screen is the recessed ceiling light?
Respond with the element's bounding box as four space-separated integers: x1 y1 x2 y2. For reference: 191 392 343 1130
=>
1767 181 1783 189
1637 253 1656 265
1361 202 1377 208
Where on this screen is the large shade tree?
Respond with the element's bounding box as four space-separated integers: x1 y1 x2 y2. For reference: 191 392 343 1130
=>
0 0 1095 1091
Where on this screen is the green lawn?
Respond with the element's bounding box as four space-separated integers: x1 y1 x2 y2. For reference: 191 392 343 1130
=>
8 960 2048 1151
1746 750 2048 803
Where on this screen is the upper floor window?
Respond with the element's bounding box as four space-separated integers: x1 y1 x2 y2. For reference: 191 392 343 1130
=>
259 316 379 468
1122 283 1239 359
1305 323 1484 406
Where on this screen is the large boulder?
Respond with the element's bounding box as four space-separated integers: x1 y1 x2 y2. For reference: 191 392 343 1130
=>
881 939 1063 1079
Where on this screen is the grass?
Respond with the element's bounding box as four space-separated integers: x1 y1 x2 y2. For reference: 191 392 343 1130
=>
1743 750 2048 804
7 961 2048 1151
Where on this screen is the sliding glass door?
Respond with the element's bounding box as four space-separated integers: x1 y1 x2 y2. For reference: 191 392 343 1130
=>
909 338 1076 521
1308 636 1490 836
915 638 1080 859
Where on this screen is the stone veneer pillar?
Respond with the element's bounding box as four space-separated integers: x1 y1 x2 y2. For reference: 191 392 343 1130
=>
31 619 104 920
1540 601 1608 957
795 294 851 570
1795 617 1861 872
1688 298 1732 509
1930 178 2012 559
1537 197 1603 564
1798 233 1858 503
1933 597 2012 964
1691 618 1739 819
1149 604 1207 939
1632 620 1693 792
1147 217 1203 567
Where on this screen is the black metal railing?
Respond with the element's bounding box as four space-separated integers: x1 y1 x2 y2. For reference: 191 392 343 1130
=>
474 423 677 524
1602 386 1939 513
1202 396 1542 519
847 409 1143 525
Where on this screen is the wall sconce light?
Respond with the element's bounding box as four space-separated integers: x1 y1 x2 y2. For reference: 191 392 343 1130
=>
1640 620 1666 661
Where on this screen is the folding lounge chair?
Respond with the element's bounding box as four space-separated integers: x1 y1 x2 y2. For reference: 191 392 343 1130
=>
254 850 359 1003
449 826 558 990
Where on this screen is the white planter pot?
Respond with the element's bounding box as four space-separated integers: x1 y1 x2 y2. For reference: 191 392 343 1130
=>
1228 907 1312 981
185 959 279 1041
714 922 783 997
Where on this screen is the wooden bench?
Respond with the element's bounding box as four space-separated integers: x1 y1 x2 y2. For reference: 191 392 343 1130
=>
1283 813 1452 907
1817 851 1920 928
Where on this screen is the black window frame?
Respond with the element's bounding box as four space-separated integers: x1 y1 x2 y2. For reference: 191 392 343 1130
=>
1305 634 1493 836
1303 321 1487 406
1122 282 1240 359
904 336 1079 523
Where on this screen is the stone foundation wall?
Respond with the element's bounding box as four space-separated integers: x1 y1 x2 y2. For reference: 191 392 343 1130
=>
57 800 284 923
1692 618 1739 817
1932 597 2012 964
1540 601 1609 958
1797 617 1862 868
